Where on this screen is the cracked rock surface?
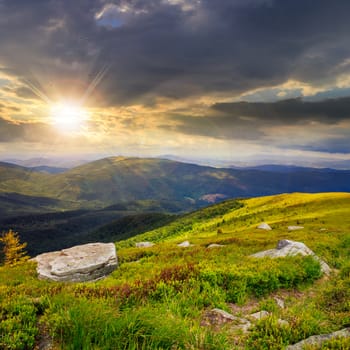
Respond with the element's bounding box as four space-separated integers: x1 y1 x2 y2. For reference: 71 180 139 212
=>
33 242 118 282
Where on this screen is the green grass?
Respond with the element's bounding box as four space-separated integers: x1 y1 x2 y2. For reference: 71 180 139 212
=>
1 192 350 349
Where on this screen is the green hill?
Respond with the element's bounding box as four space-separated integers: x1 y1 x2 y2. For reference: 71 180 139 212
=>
1 192 350 349
2 157 350 211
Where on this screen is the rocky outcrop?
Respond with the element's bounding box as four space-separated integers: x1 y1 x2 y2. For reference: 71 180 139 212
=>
135 242 154 248
201 308 289 334
33 243 118 282
201 308 251 333
251 239 331 275
286 328 350 349
257 222 272 230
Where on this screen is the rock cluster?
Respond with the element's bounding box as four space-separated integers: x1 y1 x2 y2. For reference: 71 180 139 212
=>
251 239 331 275
201 308 288 333
33 242 118 282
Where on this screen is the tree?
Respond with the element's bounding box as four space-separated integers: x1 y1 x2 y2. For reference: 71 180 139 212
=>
0 229 29 266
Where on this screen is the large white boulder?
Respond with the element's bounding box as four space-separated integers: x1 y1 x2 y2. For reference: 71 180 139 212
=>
33 242 118 282
251 239 331 275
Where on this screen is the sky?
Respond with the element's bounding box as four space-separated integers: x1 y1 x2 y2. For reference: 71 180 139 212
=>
1 0 350 167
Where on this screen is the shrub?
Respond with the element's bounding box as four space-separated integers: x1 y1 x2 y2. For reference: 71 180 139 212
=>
0 230 29 267
0 296 38 350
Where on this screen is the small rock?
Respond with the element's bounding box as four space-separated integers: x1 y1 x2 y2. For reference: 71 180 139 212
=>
277 319 289 327
286 328 350 349
210 308 236 321
288 226 304 231
207 243 224 248
274 296 285 309
135 242 155 248
257 222 272 230
249 310 270 320
177 240 191 247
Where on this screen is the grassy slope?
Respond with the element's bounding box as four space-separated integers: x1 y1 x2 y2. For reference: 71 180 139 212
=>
118 192 350 256
1 192 350 349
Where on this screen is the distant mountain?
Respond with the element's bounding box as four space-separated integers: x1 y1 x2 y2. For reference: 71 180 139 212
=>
232 164 343 173
3 157 89 168
29 166 68 174
1 157 350 210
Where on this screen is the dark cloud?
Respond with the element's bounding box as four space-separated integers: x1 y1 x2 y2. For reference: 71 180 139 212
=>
212 97 350 125
7 106 21 112
1 0 350 105
0 117 57 143
0 117 24 142
283 136 350 154
14 87 41 100
1 0 350 157
165 97 350 141
162 96 350 156
163 114 265 140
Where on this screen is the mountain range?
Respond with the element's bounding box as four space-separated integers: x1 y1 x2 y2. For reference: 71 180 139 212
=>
1 156 350 255
2 156 350 209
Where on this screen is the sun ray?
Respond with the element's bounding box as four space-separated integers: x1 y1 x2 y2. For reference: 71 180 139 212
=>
80 63 110 104
23 79 52 104
20 63 110 134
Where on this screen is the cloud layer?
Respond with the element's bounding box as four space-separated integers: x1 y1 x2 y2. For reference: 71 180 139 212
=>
0 0 350 163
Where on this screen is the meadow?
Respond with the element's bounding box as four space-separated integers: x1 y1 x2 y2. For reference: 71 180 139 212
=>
1 192 350 349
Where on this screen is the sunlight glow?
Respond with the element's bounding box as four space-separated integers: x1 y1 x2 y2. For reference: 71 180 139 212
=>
50 101 89 132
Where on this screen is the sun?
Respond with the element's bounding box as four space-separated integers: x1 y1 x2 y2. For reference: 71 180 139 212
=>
50 101 89 132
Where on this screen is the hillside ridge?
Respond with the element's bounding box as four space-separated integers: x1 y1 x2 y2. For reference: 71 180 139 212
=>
1 157 350 211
